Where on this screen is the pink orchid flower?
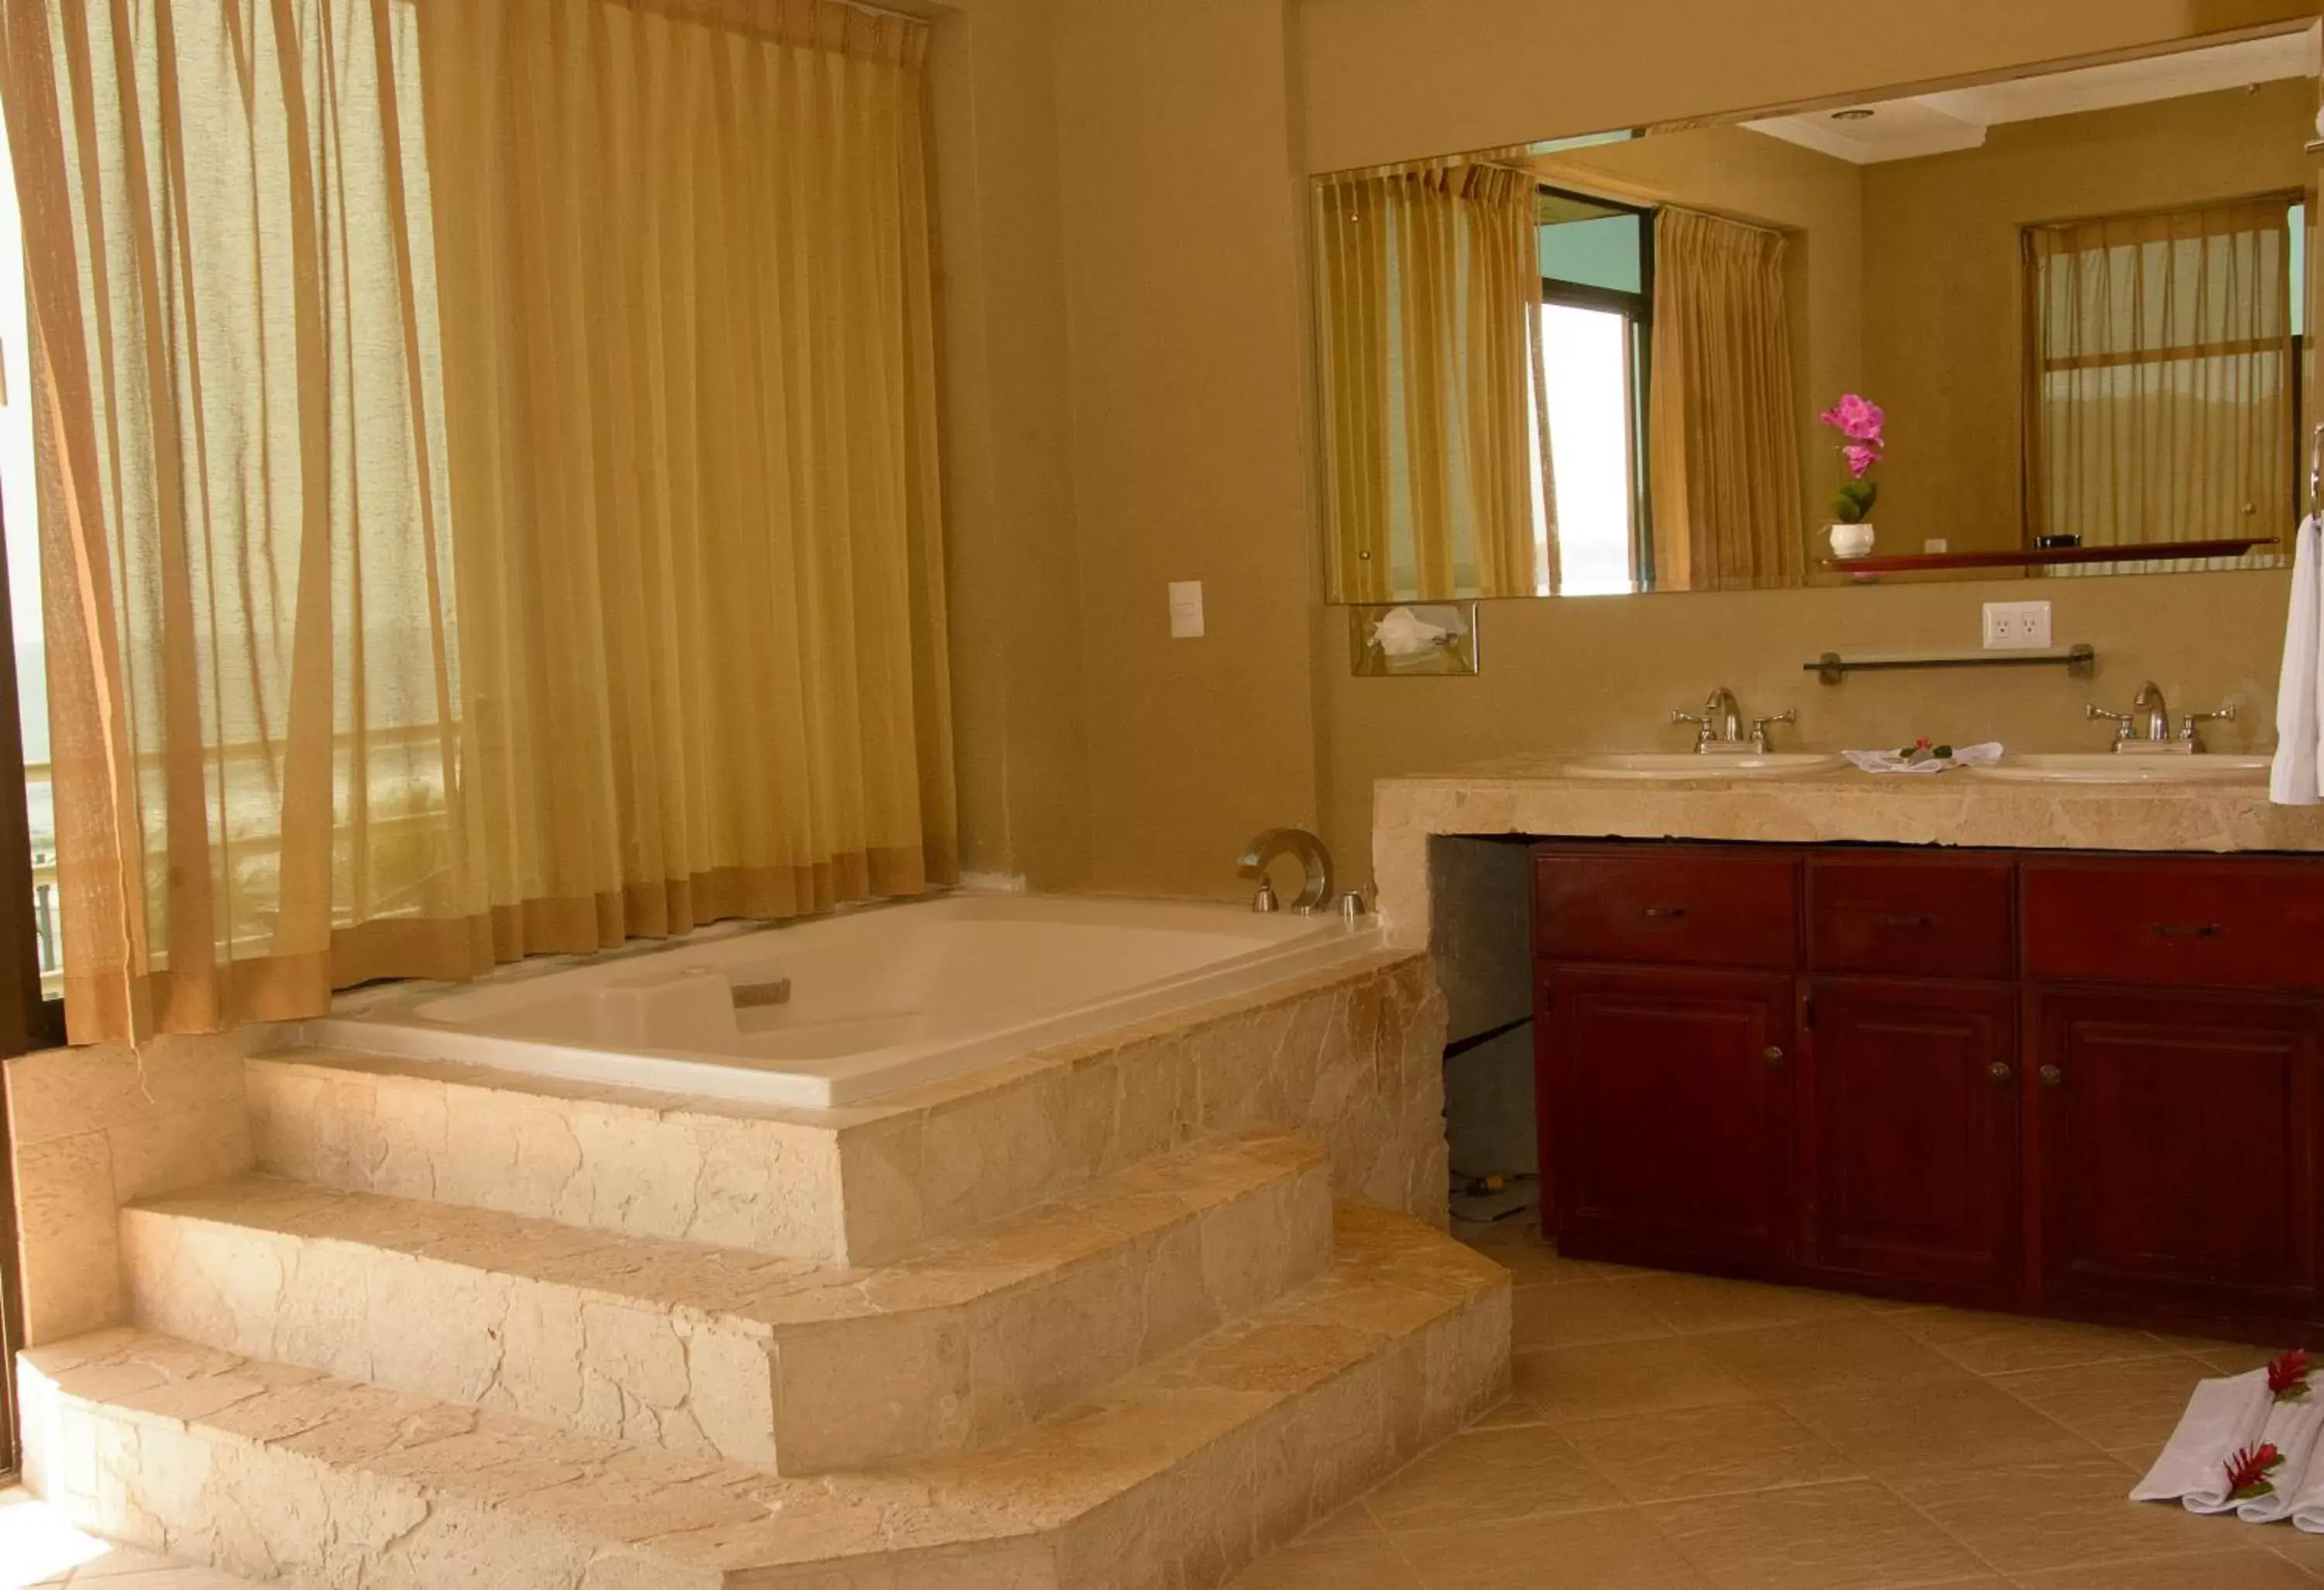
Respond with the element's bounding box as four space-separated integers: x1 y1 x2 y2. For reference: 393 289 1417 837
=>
1820 393 1886 445
1842 442 1879 479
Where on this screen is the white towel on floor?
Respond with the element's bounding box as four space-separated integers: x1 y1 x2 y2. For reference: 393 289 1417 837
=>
2130 1368 2272 1509
2290 1433 2324 1531
2273 514 2322 806
2234 1397 2324 1522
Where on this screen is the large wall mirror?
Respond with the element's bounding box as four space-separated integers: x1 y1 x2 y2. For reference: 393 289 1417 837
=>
1314 25 2320 603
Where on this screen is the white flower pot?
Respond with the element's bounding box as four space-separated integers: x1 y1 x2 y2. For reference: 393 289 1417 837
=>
1828 521 1877 559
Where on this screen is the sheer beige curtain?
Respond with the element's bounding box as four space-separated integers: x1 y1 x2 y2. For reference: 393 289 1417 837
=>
2025 198 2295 562
1648 207 1804 590
1 0 953 1042
1313 163 1554 600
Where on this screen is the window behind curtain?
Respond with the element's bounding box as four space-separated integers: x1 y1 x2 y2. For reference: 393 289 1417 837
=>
2024 197 2298 566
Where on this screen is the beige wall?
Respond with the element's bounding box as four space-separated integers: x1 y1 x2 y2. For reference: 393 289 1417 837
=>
1862 81 2312 554
916 0 2317 902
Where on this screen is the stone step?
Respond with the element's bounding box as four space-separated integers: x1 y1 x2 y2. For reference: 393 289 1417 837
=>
23 1203 1510 1590
122 1132 1333 1475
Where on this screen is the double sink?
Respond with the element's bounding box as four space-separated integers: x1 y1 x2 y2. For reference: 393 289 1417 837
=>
1563 751 2271 785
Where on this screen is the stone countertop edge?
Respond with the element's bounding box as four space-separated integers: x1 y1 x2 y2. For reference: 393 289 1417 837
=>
1370 758 2324 952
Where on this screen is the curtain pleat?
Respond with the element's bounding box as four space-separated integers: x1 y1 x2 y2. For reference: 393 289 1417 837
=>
1313 163 1553 601
1647 207 1804 591
2025 197 2294 570
1 0 954 1042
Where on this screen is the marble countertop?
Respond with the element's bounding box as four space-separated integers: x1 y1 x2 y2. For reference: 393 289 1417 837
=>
1371 752 2324 949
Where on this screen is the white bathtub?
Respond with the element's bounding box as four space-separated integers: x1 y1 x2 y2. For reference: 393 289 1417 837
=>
303 894 1383 1109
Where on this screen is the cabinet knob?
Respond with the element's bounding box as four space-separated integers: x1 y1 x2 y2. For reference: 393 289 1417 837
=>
2038 1063 2064 1089
1987 1060 2014 1084
1763 1045 1786 1066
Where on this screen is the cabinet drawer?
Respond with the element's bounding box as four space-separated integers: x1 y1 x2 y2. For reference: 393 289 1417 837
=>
2023 858 2324 992
1808 855 2013 979
1532 845 1797 970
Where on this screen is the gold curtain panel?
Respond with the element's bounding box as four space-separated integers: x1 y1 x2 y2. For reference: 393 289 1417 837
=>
0 0 955 1041
1647 206 1805 592
2023 195 2295 556
1313 162 1554 602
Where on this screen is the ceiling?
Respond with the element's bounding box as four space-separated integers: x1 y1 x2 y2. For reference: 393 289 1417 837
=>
1743 24 2321 165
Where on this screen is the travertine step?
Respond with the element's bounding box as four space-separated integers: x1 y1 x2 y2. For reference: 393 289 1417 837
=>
24 1203 1509 1590
120 1132 1332 1474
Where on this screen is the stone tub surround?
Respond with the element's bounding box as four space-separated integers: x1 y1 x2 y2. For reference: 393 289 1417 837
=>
249 946 1449 1267
119 1132 1335 1474
5 1024 280 1345
22 1203 1510 1590
1371 755 2324 948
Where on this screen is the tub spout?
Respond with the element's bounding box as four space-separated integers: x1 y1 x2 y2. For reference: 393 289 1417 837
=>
1238 828 1334 916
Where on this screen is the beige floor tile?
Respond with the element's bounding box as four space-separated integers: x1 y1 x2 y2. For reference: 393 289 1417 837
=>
1459 1226 1618 1285
1511 1279 1677 1348
2256 1523 2324 1577
1466 1395 1548 1430
1884 1306 2178 1375
1360 1424 1615 1534
1227 1537 1423 1589
1391 1506 1712 1590
1693 1313 1975 1398
1559 1399 1862 1503
1891 1456 2226 1575
1605 1272 1859 1335
1654 1477 1987 1589
1514 1338 1758 1426
1780 1377 2101 1479
2171 1338 2291 1376
2013 1548 2322 1588
1294 1502 1386 1544
1987 1354 2215 1454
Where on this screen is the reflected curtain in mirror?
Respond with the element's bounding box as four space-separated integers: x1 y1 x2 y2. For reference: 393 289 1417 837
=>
1647 208 1805 591
2024 198 2295 558
1313 163 1554 602
0 0 954 1042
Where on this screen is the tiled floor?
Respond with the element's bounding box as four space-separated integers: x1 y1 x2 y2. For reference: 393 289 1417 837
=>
1229 1217 2324 1590
6 1218 2315 1589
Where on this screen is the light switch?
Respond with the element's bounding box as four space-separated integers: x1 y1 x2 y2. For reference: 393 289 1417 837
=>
1922 538 1948 554
1167 580 1205 639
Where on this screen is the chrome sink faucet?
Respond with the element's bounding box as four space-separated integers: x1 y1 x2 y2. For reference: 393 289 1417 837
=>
1673 687 1795 754
2087 682 2236 754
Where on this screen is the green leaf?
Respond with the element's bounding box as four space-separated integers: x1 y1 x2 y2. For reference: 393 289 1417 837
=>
1833 480 1879 522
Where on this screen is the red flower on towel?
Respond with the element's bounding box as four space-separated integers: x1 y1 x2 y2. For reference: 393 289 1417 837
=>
2271 1348 2311 1402
2226 1441 2286 1501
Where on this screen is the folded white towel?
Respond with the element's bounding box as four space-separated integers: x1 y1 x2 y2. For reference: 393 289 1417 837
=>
1842 742 2003 776
2130 1369 2272 1508
2274 515 2322 807
2234 1397 2324 1522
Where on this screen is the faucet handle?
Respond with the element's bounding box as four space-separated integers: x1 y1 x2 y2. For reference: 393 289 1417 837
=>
2179 704 2236 744
1748 709 1796 749
2085 704 2134 742
1671 709 1713 745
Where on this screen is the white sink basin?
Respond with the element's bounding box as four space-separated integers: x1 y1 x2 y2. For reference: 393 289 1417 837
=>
1968 752 2271 785
1564 752 1844 781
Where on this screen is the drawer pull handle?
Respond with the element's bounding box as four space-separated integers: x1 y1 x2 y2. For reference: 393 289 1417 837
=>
2038 1063 2064 1089
1641 906 1690 920
1987 1061 2014 1084
1762 1045 1786 1066
2149 922 2225 940
1872 913 1936 929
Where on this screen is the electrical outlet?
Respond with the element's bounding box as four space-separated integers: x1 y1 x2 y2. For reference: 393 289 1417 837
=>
1981 601 2052 650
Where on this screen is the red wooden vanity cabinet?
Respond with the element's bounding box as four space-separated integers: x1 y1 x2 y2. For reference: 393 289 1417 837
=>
1532 841 2324 1341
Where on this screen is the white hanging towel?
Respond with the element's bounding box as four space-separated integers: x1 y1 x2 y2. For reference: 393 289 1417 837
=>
2129 1369 2271 1507
2234 1397 2324 1522
2272 514 2322 806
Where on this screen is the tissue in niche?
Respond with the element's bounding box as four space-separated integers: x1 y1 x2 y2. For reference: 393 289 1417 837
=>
1348 600 1480 676
1373 605 1460 656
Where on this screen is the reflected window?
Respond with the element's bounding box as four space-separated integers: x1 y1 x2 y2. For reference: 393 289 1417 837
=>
1532 188 1653 594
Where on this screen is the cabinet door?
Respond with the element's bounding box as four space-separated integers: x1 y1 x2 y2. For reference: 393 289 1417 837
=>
2033 989 2324 1323
1540 966 1795 1271
1800 979 2018 1297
